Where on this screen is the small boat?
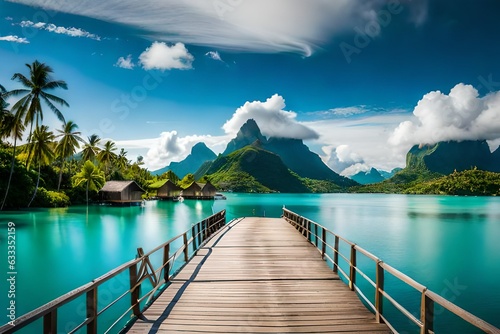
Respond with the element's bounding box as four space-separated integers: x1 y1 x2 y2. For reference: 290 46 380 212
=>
214 193 227 200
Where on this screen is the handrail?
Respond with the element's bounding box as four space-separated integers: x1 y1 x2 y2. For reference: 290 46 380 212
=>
282 208 499 334
0 210 226 334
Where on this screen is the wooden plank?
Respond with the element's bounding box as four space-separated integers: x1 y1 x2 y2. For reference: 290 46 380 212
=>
127 217 391 333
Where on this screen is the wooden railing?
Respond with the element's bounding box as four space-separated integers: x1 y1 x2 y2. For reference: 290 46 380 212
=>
0 210 226 334
282 208 499 334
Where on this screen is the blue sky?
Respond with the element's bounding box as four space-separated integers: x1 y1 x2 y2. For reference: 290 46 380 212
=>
1 0 500 174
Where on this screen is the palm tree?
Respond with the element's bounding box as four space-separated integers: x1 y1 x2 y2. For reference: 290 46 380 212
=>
116 148 129 173
97 140 117 177
55 120 83 191
25 125 55 207
4 60 68 166
72 160 105 204
81 134 101 164
0 110 25 210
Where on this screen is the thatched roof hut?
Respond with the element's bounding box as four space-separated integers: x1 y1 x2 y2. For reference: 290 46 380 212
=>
99 181 145 204
181 181 217 199
157 180 182 199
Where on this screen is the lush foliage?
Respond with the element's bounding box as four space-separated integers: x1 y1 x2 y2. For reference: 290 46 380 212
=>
404 169 500 196
0 60 153 209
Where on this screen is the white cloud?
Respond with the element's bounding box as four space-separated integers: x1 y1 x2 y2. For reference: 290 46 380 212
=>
0 35 29 43
205 51 223 62
5 17 13 21
139 42 194 71
115 132 230 170
115 54 135 69
322 144 370 176
389 83 500 148
307 111 411 172
18 20 101 40
223 94 319 140
7 0 429 56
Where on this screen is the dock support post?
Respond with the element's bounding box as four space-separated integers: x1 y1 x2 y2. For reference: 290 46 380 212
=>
129 264 141 317
183 232 189 262
321 228 326 259
421 290 434 334
333 235 339 273
375 260 384 323
86 288 98 334
163 244 170 282
43 310 57 334
349 245 357 291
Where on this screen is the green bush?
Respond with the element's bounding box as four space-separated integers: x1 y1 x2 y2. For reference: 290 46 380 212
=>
32 187 71 207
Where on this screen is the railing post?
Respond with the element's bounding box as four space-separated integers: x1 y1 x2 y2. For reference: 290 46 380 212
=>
192 225 197 252
183 232 189 262
163 244 170 282
349 244 357 291
197 222 202 246
421 290 434 334
314 224 318 247
375 260 384 323
306 220 311 242
129 263 141 317
333 235 339 273
204 219 208 241
86 288 98 334
43 310 57 334
321 228 326 259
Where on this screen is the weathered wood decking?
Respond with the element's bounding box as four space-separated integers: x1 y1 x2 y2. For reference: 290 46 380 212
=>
127 217 391 333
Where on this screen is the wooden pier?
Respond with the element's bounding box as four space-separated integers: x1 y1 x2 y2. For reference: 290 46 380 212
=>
1 209 498 334
127 217 390 333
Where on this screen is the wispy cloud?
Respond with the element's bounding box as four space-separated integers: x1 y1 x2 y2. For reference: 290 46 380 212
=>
0 35 29 43
18 20 101 40
114 54 135 69
139 42 194 71
7 0 429 56
205 51 223 62
5 17 13 21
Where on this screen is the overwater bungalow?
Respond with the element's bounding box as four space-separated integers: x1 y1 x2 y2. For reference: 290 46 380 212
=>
99 180 145 205
182 181 217 199
157 180 182 200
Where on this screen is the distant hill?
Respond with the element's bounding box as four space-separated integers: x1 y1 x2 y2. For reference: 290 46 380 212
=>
350 168 385 185
265 137 355 186
207 146 309 193
152 142 216 178
379 168 402 179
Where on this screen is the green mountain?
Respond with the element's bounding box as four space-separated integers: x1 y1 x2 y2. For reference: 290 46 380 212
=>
218 119 356 188
350 168 385 185
206 146 309 193
407 140 499 174
379 168 402 179
223 119 266 155
152 142 216 178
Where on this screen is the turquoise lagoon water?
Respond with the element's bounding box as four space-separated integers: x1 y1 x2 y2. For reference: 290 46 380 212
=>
0 193 499 333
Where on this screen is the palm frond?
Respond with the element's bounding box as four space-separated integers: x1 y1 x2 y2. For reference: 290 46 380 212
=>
40 95 66 122
44 80 68 91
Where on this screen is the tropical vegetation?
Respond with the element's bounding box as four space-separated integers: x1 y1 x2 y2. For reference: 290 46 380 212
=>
0 60 154 209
